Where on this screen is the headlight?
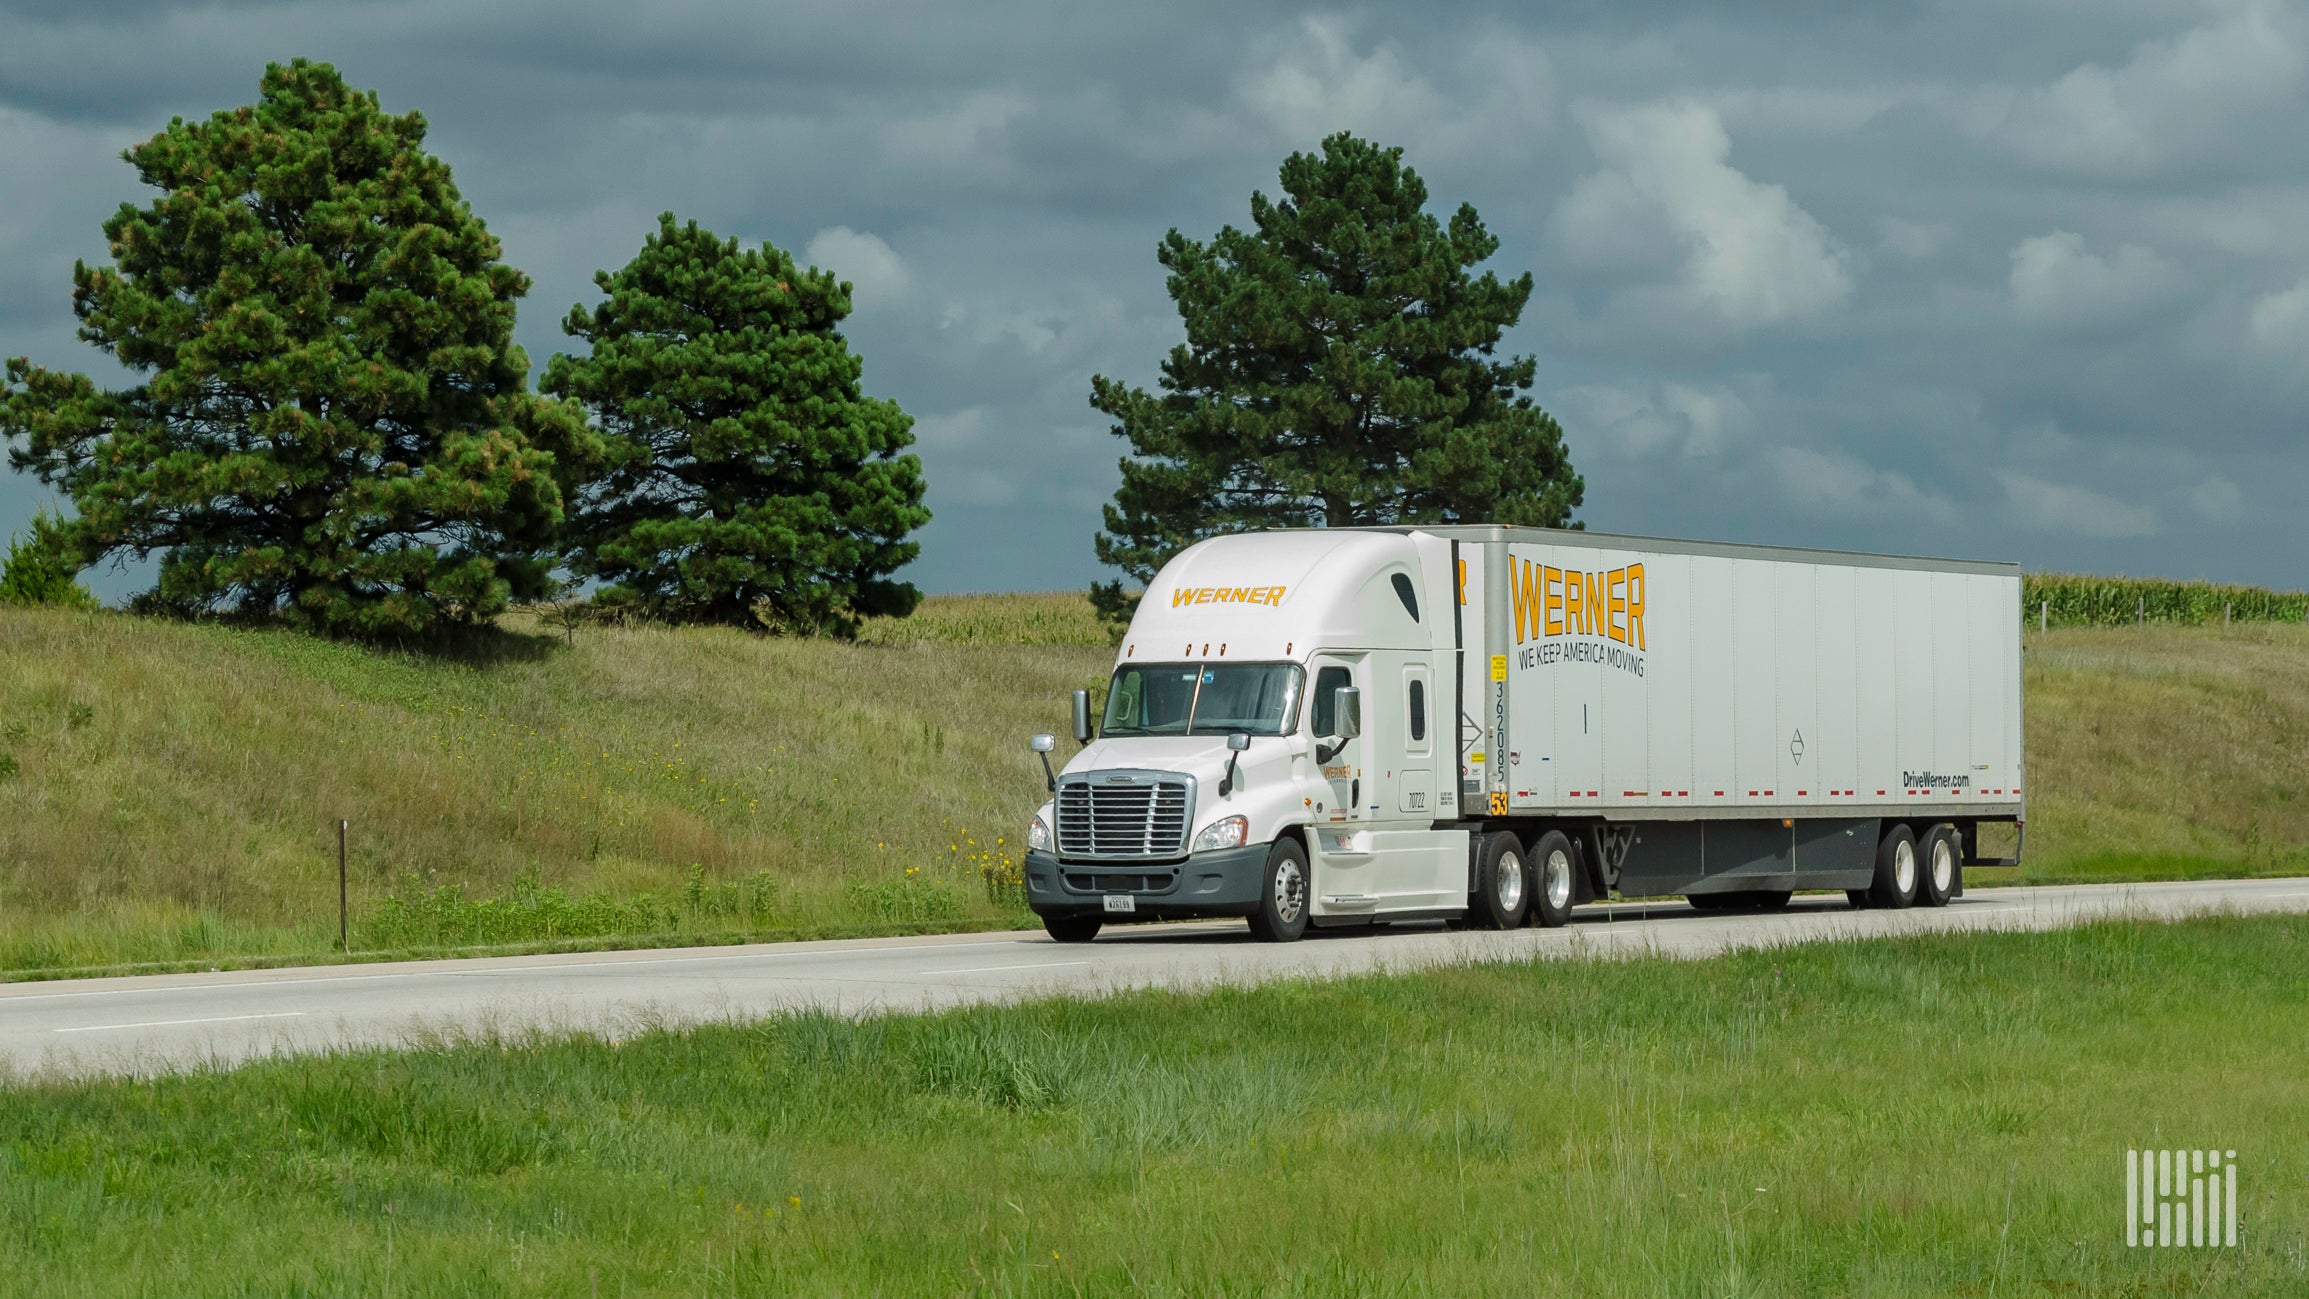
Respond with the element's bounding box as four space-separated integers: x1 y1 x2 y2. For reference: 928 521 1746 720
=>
1192 815 1249 852
1026 814 1052 853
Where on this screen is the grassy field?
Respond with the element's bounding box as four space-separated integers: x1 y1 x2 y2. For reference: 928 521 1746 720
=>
0 596 1112 975
2 598 2307 977
2022 621 2309 883
0 914 2302 1294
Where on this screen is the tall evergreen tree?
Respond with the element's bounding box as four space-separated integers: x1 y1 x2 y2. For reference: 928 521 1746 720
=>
1088 132 1582 624
543 215 928 634
0 508 98 610
0 60 593 638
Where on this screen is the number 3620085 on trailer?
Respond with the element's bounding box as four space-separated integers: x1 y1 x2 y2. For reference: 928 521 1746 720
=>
1022 527 2023 943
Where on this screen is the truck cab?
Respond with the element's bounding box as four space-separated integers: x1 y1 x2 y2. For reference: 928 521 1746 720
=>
1022 529 1469 942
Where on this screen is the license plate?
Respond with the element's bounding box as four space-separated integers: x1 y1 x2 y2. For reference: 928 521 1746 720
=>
1103 894 1136 914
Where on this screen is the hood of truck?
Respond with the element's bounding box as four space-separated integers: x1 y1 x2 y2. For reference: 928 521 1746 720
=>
1051 732 1314 849
1063 735 1270 777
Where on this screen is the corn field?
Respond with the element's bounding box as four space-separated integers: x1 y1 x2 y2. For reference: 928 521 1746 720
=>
2024 573 2309 629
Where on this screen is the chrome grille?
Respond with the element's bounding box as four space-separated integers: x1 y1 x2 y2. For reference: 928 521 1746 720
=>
1054 771 1193 860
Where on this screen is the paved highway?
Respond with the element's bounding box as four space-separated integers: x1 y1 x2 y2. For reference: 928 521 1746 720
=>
6 876 2307 1079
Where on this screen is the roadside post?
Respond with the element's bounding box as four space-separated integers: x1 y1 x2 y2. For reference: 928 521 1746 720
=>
338 819 349 953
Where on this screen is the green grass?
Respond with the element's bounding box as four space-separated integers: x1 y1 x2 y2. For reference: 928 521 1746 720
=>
2 915 2303 1294
3 596 2307 978
2020 620 2309 884
0 595 1110 976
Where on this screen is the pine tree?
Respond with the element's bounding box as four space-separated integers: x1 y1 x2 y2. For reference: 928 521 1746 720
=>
543 214 928 634
1088 132 1582 624
0 508 98 610
0 60 593 638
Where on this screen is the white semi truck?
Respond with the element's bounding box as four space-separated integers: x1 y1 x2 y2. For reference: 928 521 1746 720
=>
1023 527 2024 942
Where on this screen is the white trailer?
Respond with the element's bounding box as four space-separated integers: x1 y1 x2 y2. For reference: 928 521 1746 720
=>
1022 527 2023 942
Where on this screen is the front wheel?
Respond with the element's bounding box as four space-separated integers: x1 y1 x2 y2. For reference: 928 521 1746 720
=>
1247 838 1310 942
1043 914 1101 943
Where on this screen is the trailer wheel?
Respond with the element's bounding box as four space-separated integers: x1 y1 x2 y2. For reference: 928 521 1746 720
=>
1043 915 1101 943
1869 825 1920 909
1529 831 1576 929
1469 833 1530 930
1918 824 1959 908
1247 838 1310 942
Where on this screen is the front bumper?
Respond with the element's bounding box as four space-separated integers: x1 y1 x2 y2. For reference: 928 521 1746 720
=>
1025 843 1270 920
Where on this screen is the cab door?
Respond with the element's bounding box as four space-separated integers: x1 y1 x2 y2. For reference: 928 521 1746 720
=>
1305 657 1381 918
1308 659 1361 826
1308 653 1457 916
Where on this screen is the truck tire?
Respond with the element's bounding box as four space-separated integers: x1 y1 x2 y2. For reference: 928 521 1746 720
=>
1468 833 1530 929
1869 825 1920 909
1043 914 1101 943
1247 838 1311 942
1918 824 1959 908
1528 830 1577 929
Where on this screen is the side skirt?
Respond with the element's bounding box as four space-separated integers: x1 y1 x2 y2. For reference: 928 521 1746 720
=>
1311 906 1466 929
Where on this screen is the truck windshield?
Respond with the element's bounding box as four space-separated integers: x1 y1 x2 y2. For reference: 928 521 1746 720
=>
1100 663 1304 738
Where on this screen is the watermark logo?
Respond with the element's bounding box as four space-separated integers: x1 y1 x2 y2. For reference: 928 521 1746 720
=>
2128 1149 2236 1248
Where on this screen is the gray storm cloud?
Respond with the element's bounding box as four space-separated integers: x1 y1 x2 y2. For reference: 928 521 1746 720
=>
2 0 2305 596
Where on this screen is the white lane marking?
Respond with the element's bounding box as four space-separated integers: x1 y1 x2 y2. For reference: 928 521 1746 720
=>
0 938 1036 1004
920 961 1092 976
54 1011 308 1034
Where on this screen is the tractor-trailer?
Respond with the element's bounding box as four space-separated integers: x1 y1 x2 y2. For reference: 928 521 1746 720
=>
1022 526 2023 942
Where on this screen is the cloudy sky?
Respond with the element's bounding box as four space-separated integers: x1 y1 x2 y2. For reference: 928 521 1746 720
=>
3 0 2305 598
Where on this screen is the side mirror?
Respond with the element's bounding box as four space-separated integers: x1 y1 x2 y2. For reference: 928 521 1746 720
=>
1220 731 1251 797
1030 733 1056 753
1071 689 1093 745
1315 686 1361 765
1030 732 1058 792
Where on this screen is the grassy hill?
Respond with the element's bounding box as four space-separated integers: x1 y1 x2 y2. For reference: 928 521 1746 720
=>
2 596 2306 975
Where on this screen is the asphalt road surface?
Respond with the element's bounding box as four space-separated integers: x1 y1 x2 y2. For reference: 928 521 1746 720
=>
6 877 2308 1080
